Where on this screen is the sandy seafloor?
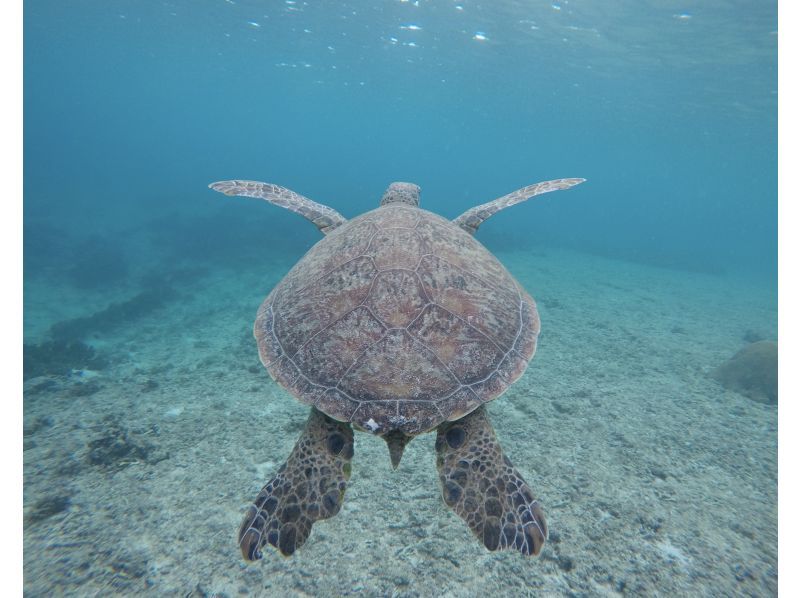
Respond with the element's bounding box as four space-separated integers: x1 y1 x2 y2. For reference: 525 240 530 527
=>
23 245 778 597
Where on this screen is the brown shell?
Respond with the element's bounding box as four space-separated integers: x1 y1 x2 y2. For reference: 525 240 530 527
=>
254 205 540 435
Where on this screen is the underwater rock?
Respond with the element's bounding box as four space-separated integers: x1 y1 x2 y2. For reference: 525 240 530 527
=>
742 329 764 343
23 377 59 396
87 417 168 469
23 415 54 436
69 379 103 397
141 379 159 393
540 296 564 309
712 341 777 405
23 340 109 380
26 494 72 524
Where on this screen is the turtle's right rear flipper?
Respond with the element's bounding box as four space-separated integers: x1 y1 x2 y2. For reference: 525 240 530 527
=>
435 406 547 556
238 408 354 560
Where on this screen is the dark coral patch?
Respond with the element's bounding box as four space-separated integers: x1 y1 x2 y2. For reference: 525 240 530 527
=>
712 340 778 404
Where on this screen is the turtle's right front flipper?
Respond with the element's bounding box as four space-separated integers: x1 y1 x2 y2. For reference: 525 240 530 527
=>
435 406 547 556
209 180 348 234
238 408 354 560
452 178 585 235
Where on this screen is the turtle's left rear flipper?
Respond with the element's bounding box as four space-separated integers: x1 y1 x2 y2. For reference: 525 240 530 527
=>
435 406 547 556
238 408 354 560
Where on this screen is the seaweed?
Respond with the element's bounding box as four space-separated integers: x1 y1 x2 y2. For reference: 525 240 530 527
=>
27 279 178 381
49 284 176 341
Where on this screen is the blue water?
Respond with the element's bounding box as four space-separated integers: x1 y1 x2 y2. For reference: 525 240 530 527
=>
25 0 776 279
23 1 778 595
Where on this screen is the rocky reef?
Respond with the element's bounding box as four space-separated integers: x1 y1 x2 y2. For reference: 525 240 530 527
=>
712 341 778 405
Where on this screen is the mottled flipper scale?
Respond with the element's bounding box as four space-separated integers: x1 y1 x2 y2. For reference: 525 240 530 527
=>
435 406 547 556
238 408 354 560
452 178 586 235
209 180 348 234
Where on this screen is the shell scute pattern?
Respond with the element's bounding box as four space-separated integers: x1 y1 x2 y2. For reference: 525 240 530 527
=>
293 306 386 387
280 217 379 294
407 304 504 382
415 254 521 351
338 329 460 403
254 205 539 434
367 228 428 270
273 256 377 356
415 217 511 287
365 270 428 327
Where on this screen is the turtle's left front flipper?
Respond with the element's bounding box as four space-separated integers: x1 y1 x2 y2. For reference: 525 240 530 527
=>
452 178 585 235
238 408 354 560
209 180 347 234
435 406 547 556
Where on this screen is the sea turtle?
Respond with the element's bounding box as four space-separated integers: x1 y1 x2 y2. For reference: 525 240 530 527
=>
209 176 585 561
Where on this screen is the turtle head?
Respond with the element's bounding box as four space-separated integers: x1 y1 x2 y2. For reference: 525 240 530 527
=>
380 182 420 207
